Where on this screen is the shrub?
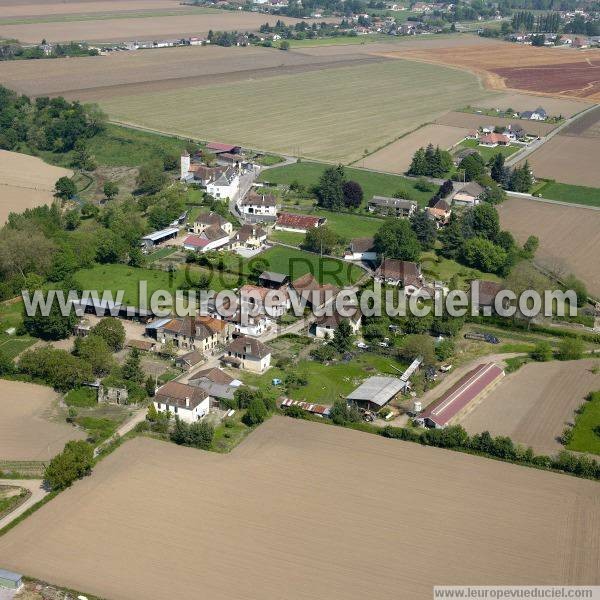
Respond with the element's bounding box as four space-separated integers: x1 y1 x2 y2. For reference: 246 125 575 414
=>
44 440 94 490
243 397 268 426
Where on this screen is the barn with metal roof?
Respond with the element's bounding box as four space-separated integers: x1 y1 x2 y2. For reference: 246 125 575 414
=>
346 376 406 411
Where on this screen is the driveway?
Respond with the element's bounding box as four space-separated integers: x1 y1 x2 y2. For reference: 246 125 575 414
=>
0 479 49 531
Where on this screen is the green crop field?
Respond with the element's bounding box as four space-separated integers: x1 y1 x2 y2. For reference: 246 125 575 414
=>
535 180 600 208
259 161 434 206
100 59 490 163
567 391 600 456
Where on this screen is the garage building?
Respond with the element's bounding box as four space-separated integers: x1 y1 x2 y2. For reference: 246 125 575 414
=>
346 376 406 411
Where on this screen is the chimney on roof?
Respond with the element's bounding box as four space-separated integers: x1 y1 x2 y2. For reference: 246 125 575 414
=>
185 397 190 408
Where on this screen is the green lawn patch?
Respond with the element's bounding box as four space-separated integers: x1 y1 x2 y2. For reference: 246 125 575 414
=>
420 251 500 286
251 246 363 286
65 387 98 408
258 161 433 206
75 416 119 444
535 180 600 208
240 352 406 405
270 230 305 247
457 139 521 162
87 123 190 167
144 247 178 264
567 391 600 456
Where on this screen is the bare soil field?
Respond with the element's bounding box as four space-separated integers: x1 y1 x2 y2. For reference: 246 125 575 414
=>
98 59 491 163
558 104 600 137
360 123 470 173
0 44 384 99
435 110 556 136
0 418 598 600
0 380 85 461
0 150 71 223
498 197 600 296
517 135 600 187
0 11 319 43
0 0 184 18
378 41 600 100
473 92 590 118
460 360 600 455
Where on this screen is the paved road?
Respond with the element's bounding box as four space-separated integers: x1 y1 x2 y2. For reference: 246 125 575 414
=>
0 479 49 531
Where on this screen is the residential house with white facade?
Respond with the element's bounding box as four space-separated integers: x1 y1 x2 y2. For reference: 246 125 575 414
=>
153 381 210 423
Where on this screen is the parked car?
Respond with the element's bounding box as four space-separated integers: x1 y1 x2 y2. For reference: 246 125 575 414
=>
356 341 369 350
439 364 452 373
464 332 500 344
379 341 389 348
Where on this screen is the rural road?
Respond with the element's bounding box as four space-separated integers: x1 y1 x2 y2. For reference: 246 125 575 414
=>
0 479 49 531
506 190 600 211
93 408 147 457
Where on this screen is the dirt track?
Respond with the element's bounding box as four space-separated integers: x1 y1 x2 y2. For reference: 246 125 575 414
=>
460 359 600 455
498 197 600 297
0 380 85 461
0 418 598 600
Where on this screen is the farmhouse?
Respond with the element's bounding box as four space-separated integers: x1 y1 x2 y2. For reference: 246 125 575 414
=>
345 238 377 262
229 224 267 250
191 212 233 236
452 181 484 206
156 315 233 353
240 193 278 222
415 363 505 428
206 168 240 200
368 195 417 218
291 273 339 309
141 227 179 250
520 107 547 121
183 225 230 253
222 336 272 373
153 381 210 424
240 284 290 318
188 367 241 404
312 310 362 339
426 198 452 224
374 258 423 290
346 376 406 411
274 212 327 233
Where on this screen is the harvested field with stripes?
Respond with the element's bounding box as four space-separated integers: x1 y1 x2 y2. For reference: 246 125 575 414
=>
0 418 598 600
459 360 600 455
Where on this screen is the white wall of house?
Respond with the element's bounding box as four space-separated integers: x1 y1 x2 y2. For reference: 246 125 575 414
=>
153 397 210 423
345 251 377 262
207 176 239 200
241 204 277 217
242 354 271 373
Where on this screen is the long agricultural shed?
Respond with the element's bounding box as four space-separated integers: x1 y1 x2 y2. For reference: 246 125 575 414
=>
416 363 504 429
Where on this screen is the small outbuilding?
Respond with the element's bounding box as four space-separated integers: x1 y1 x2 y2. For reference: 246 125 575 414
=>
0 568 23 590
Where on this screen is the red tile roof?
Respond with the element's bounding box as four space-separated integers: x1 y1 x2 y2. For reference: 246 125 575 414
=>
276 212 326 230
418 363 504 428
206 142 239 153
184 235 210 248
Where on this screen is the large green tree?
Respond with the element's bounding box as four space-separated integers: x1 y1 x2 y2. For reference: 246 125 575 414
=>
374 220 421 262
315 165 346 209
91 317 125 351
44 440 94 490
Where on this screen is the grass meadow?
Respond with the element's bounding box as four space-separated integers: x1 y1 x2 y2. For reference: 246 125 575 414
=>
99 59 490 163
259 161 434 206
535 180 600 208
567 390 600 456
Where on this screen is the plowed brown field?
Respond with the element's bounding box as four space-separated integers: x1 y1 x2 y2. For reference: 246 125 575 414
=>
0 418 598 600
377 41 600 100
0 0 184 18
498 197 600 297
460 360 600 455
0 380 85 461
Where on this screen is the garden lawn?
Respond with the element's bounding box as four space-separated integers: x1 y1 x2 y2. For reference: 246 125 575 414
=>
567 391 600 456
457 139 521 162
250 246 363 286
270 230 305 247
420 251 501 286
0 300 36 359
536 180 600 208
240 352 406 405
259 161 433 207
